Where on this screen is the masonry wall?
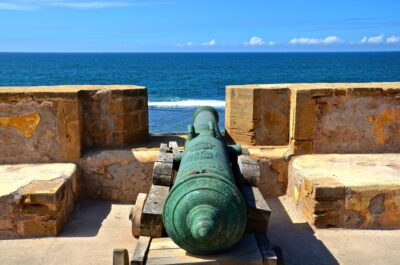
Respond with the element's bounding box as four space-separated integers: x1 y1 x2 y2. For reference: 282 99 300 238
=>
226 83 400 154
0 85 149 164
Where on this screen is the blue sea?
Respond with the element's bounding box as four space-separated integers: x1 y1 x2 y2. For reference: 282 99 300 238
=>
1 52 400 134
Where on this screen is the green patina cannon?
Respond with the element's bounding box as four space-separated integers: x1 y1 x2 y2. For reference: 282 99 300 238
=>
162 106 247 254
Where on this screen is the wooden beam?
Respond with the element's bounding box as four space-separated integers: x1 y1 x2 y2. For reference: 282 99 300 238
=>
131 236 152 265
237 154 261 187
168 141 179 153
146 234 263 265
113 249 129 265
141 185 170 237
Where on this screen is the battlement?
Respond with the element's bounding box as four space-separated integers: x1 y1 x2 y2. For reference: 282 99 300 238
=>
1 82 400 238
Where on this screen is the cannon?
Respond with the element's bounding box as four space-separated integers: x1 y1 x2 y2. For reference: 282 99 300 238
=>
117 106 279 265
163 106 247 254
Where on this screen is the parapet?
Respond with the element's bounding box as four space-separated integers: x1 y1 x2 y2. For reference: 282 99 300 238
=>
225 82 400 154
0 85 148 164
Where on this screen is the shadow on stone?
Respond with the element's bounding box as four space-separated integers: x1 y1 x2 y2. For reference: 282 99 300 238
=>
267 198 339 265
58 200 112 237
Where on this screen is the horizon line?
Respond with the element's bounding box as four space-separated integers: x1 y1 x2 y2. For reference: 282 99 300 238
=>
1 50 400 54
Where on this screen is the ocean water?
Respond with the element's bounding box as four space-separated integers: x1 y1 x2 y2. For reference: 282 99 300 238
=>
1 52 400 133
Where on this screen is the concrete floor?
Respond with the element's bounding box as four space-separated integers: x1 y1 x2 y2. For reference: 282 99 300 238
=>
1 197 399 265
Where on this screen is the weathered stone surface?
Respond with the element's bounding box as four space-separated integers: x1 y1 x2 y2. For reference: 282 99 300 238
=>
225 85 290 145
288 154 400 228
287 82 400 154
0 99 79 164
80 149 157 202
246 146 290 198
79 87 148 148
0 163 81 238
314 96 400 153
0 85 148 164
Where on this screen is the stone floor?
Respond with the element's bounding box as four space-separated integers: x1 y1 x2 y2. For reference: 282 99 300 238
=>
1 197 399 265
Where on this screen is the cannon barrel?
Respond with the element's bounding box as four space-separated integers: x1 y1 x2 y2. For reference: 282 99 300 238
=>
162 106 247 254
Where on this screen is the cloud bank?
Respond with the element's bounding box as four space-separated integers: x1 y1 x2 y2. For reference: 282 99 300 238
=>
289 36 342 45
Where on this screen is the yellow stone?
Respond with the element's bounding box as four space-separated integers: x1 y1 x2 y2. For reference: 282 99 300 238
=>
0 112 40 138
368 107 400 144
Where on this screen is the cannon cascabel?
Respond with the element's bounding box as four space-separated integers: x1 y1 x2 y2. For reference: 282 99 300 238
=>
162 106 247 254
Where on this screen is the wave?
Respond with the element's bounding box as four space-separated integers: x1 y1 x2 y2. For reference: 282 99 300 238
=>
148 100 225 108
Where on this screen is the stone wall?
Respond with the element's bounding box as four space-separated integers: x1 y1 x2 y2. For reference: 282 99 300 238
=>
0 89 81 164
290 83 400 154
226 83 400 154
0 85 148 164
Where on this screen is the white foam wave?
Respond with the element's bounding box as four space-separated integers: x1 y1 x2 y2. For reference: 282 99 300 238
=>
149 100 225 108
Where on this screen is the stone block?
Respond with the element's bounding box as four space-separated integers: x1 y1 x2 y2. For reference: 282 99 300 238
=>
0 93 81 164
225 85 290 146
80 149 157 202
0 163 81 238
287 82 400 154
314 95 400 153
0 85 148 164
289 154 400 228
78 86 148 148
246 146 290 198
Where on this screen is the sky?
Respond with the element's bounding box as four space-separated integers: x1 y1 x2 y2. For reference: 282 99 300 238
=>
0 0 399 52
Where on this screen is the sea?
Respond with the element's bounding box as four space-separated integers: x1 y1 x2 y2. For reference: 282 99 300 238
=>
1 52 400 134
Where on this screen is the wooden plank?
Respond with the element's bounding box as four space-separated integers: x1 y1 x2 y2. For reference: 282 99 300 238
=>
141 185 169 237
149 237 179 250
155 150 174 163
159 143 169 152
255 234 278 265
131 236 152 265
168 141 179 153
237 155 261 187
239 185 271 234
113 248 129 265
152 158 174 186
146 234 263 265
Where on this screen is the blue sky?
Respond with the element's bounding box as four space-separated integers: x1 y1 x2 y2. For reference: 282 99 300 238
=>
0 0 399 52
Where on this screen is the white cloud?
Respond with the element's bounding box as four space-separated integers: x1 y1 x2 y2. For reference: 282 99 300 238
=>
0 0 172 10
387 35 400 43
361 37 368 43
201 39 216 47
268 41 276 46
360 34 384 44
186 42 193 47
289 36 342 45
244 36 265 46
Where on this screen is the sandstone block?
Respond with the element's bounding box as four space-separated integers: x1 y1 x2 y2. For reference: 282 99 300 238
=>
0 163 81 238
225 85 290 145
0 85 148 164
289 154 400 228
287 82 400 154
0 97 81 164
246 146 290 198
80 149 157 202
79 87 148 148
